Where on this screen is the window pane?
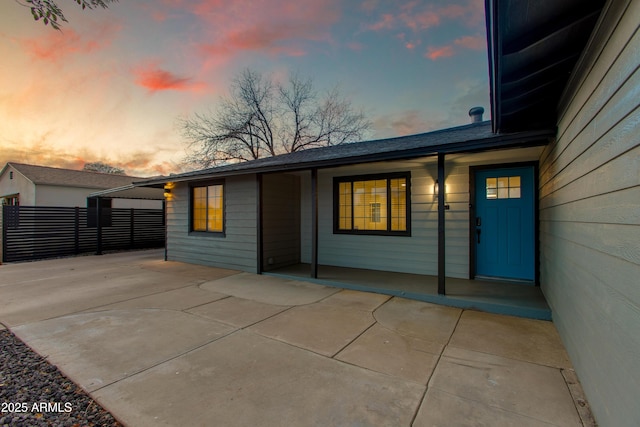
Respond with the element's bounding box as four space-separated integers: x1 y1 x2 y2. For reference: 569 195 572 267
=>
497 177 508 188
363 180 387 230
486 178 497 199
207 185 223 232
193 187 207 231
193 184 224 232
509 188 521 198
337 174 408 234
390 178 407 231
509 176 520 187
338 182 352 230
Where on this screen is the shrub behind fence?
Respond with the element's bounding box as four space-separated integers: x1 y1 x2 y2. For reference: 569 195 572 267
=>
1 206 164 263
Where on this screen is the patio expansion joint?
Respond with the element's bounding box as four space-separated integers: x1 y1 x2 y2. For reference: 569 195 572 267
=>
410 308 464 426
88 327 245 394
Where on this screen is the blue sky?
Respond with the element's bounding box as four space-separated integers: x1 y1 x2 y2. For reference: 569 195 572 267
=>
0 0 489 176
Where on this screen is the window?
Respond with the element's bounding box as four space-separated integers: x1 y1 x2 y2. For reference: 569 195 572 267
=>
486 176 521 199
334 172 410 236
192 182 224 233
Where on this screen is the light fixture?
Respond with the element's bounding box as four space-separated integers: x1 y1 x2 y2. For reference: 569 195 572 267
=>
434 179 450 209
163 188 172 198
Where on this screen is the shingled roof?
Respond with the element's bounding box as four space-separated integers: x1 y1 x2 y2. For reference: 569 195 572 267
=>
4 163 143 190
137 121 553 187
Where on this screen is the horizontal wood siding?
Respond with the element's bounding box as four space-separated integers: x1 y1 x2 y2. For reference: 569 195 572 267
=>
166 175 257 273
262 174 301 271
539 0 640 425
300 152 540 278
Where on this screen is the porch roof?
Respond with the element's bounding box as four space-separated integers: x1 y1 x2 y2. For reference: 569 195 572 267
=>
136 121 553 187
487 0 606 133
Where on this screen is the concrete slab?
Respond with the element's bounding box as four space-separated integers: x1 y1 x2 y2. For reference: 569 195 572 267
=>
316 289 391 311
0 266 206 326
0 252 593 425
336 323 440 384
12 309 235 392
373 298 462 346
249 302 375 357
187 296 290 328
200 273 339 305
449 310 572 368
414 388 554 427
92 330 426 427
92 285 228 311
424 347 581 426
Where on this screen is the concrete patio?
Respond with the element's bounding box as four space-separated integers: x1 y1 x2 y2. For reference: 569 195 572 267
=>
0 249 593 426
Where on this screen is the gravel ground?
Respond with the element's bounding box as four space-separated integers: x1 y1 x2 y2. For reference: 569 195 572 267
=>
0 329 123 427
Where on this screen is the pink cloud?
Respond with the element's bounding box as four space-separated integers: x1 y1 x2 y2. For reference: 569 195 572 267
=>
21 24 118 63
133 63 204 93
367 13 395 31
169 0 340 60
373 109 442 137
200 26 308 57
454 35 485 50
425 45 455 60
364 0 484 35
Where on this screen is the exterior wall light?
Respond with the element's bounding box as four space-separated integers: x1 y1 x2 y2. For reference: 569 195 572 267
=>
434 179 450 209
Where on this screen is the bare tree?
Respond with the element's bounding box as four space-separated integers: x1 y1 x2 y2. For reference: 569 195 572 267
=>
15 0 117 30
180 69 370 169
83 161 124 174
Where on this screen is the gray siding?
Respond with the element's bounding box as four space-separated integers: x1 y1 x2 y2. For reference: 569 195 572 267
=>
539 0 640 425
262 173 301 271
166 174 258 273
300 148 542 278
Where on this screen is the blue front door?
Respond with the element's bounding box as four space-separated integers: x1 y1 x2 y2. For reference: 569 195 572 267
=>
475 166 535 281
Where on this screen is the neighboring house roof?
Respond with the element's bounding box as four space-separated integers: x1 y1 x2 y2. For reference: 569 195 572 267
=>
3 162 143 190
136 121 554 187
486 0 606 133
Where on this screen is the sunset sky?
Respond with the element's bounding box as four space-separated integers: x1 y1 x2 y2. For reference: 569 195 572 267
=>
0 0 489 177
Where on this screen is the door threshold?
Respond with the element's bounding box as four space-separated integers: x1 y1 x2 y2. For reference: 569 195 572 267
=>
475 275 535 285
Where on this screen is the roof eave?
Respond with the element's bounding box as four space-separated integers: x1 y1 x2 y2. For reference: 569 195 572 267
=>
486 0 501 134
135 128 554 187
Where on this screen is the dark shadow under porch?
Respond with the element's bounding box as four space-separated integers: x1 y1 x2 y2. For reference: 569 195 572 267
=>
264 264 551 320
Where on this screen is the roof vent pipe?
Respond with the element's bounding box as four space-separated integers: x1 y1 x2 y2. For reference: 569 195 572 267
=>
468 106 484 123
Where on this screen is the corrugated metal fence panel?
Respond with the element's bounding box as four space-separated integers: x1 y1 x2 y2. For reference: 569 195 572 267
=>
2 206 164 263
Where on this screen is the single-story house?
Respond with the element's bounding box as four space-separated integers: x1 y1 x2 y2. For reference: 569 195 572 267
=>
0 162 162 209
136 0 639 425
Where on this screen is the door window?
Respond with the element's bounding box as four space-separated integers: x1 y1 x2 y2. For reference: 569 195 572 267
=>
486 176 521 199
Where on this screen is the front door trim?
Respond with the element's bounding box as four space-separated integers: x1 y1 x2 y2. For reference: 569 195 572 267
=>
469 161 539 285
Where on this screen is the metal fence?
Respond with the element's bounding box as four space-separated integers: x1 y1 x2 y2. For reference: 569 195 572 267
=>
1 205 165 263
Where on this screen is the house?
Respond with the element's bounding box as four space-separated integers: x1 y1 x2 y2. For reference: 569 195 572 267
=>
136 0 639 425
0 162 162 209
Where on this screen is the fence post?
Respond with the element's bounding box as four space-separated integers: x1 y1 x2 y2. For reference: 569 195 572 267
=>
130 208 135 249
0 205 4 264
96 198 102 255
74 207 80 254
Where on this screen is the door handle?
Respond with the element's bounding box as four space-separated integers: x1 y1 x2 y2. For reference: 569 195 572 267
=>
476 228 481 244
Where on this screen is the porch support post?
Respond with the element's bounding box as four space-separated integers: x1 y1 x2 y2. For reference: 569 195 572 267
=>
256 173 263 274
437 152 445 295
311 168 318 279
95 196 103 255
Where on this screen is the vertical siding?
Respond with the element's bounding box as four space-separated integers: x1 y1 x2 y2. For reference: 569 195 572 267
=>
262 173 301 271
539 0 640 425
166 174 258 273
